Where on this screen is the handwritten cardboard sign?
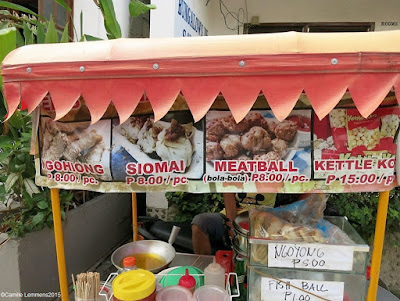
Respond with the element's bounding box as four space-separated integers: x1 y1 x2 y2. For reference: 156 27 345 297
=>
261 277 344 301
268 243 354 271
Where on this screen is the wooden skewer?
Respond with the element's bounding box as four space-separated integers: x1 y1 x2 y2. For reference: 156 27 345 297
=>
74 272 101 300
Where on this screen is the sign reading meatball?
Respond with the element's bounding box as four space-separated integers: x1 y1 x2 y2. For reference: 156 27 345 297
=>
205 110 312 186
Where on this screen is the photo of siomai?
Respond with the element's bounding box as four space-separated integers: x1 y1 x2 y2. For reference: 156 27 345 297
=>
112 114 204 180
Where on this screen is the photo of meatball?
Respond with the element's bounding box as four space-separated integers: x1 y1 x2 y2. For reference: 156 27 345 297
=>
275 120 297 142
272 138 288 157
220 134 242 158
235 154 252 161
253 151 281 162
261 119 277 138
206 119 226 142
241 126 272 154
221 115 251 134
206 141 224 161
221 115 237 133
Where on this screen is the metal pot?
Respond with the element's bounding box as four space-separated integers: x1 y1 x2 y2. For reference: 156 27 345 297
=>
111 240 176 274
232 211 249 255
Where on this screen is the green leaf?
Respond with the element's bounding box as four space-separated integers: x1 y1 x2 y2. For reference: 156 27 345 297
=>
10 162 26 172
80 10 83 40
0 27 16 90
15 29 25 47
24 178 40 196
22 22 34 45
84 34 103 41
37 200 48 209
0 1 44 20
0 151 9 161
0 135 13 147
8 110 24 129
60 22 69 43
98 0 121 39
129 0 156 18
32 211 45 226
54 0 72 13
36 22 45 44
5 172 19 192
0 20 10 30
45 17 58 43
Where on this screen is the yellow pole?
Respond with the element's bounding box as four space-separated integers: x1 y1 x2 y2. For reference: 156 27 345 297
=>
50 188 69 301
132 193 138 242
367 190 390 301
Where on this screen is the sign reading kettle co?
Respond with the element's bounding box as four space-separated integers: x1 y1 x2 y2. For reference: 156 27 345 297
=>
175 0 209 37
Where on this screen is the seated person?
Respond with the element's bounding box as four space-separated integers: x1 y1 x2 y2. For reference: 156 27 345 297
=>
191 193 276 255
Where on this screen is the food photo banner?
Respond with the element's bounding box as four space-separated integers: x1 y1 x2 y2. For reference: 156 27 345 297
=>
35 96 399 193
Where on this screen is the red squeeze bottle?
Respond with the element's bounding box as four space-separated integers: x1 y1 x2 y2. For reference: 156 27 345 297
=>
178 269 196 293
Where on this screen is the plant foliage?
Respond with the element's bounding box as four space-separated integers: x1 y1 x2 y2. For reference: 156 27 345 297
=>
0 2 73 237
329 189 400 244
165 192 224 222
92 0 156 40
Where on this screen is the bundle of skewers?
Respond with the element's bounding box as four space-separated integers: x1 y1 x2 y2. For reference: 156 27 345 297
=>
73 272 100 300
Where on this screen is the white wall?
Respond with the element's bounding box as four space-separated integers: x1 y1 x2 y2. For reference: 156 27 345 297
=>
150 0 213 37
73 0 131 40
146 192 168 209
206 0 400 35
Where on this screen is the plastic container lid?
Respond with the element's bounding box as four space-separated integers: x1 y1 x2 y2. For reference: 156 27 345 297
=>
112 269 155 301
178 269 196 290
156 286 193 301
193 285 230 301
123 256 136 268
160 266 203 289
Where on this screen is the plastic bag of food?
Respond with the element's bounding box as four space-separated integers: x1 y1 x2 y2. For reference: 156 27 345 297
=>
315 219 354 245
249 209 326 243
264 193 328 226
249 209 327 265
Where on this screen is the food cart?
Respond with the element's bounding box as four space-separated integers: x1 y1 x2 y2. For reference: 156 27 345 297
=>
2 30 400 300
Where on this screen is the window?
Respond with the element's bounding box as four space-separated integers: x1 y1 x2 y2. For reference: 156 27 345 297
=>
38 0 73 39
244 22 374 34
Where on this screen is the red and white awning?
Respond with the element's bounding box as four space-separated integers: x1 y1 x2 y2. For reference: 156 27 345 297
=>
2 30 400 124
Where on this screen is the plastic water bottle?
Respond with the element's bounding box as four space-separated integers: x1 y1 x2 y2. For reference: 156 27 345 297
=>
204 259 225 289
122 256 137 272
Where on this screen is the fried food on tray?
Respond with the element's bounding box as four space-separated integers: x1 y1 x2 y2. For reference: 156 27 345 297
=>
262 119 277 138
236 154 252 161
41 119 109 179
253 151 281 161
220 115 236 133
241 126 272 154
220 134 242 158
206 141 224 161
44 132 68 161
205 111 301 162
271 138 288 157
63 130 103 161
275 120 297 142
206 119 226 142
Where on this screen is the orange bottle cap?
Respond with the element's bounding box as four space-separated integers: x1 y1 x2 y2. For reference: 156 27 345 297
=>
123 256 136 268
